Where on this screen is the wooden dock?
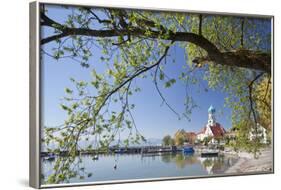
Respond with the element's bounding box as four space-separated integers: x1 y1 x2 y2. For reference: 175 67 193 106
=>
41 145 180 157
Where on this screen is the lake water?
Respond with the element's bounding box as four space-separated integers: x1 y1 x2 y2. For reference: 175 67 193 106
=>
41 152 238 184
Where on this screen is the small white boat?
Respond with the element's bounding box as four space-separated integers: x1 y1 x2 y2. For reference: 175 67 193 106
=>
201 149 219 157
92 155 99 160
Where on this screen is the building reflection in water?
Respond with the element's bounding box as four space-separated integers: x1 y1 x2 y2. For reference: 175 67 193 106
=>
161 153 237 174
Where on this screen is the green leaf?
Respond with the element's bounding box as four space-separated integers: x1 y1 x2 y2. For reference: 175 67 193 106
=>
165 78 176 88
64 88 73 94
159 71 164 80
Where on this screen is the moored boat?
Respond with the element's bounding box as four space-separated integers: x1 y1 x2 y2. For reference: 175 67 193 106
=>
92 155 99 160
182 146 195 154
201 150 219 157
115 148 126 154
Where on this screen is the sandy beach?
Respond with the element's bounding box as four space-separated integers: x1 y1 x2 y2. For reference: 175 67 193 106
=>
225 147 273 174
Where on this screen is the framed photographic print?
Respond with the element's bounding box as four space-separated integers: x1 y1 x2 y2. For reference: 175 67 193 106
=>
29 1 274 188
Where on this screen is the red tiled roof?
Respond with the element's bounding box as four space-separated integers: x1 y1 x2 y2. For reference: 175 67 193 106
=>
197 123 226 137
210 123 226 138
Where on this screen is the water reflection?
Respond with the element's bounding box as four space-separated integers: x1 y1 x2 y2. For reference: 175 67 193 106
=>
160 153 236 174
42 153 237 184
160 153 199 169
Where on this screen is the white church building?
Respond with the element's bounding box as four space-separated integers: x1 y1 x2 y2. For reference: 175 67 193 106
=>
197 105 226 143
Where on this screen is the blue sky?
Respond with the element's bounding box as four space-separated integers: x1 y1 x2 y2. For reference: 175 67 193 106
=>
41 5 236 139
42 45 232 139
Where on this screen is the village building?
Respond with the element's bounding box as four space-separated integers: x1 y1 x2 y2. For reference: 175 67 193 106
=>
197 105 226 144
249 123 268 144
185 132 197 144
174 129 197 145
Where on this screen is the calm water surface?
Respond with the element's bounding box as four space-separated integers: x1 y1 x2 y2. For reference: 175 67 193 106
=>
42 153 238 184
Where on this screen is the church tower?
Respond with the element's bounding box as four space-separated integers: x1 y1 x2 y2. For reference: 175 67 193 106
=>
196 105 226 142
207 105 216 126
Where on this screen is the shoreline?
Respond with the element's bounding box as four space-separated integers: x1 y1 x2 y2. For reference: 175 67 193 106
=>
225 147 273 174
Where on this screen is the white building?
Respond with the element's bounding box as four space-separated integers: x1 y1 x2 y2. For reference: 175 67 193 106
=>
249 123 267 144
197 105 226 143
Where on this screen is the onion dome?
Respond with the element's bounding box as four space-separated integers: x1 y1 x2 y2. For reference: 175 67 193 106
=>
208 105 216 113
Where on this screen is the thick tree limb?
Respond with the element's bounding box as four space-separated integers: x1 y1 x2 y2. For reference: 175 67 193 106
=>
193 50 271 73
41 24 224 67
41 12 271 74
